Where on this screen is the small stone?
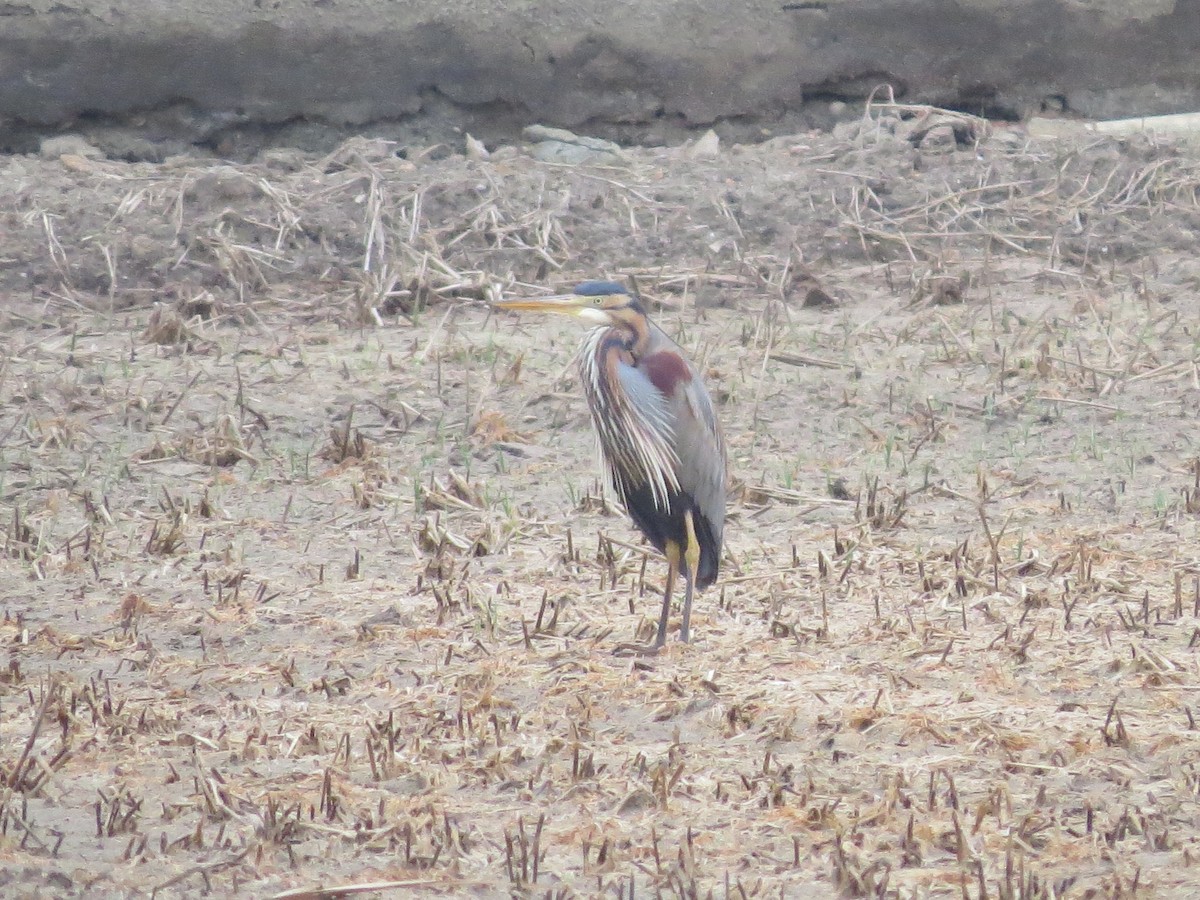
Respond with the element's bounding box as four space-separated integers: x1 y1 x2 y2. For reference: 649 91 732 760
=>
464 133 489 160
530 140 624 166
687 128 720 159
58 154 95 173
522 124 582 143
39 134 102 160
523 124 625 166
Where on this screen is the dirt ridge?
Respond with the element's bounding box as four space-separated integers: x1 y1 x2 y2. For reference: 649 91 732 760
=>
1 0 1198 155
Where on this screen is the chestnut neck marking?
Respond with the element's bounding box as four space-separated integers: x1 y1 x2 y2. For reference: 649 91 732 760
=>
641 351 692 396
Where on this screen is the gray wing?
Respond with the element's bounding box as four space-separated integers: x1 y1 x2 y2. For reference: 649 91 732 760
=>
668 368 726 544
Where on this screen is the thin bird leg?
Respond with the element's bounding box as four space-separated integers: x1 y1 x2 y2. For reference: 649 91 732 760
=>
679 510 700 643
614 542 678 657
654 545 680 648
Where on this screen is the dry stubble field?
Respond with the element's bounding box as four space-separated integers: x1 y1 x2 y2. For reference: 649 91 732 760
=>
4 108 1200 898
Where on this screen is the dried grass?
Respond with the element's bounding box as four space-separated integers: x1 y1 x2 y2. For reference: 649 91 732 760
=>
2 121 1200 897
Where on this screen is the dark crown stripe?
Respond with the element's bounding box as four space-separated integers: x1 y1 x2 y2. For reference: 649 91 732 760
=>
574 280 628 297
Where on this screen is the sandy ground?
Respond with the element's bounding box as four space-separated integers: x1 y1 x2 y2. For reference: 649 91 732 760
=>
3 108 1200 898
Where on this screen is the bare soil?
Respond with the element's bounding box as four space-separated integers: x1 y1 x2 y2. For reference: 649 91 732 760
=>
4 108 1200 898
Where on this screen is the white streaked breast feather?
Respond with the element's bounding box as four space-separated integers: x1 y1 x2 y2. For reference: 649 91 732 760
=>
578 328 680 511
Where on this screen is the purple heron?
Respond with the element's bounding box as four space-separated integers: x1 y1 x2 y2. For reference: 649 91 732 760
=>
495 281 726 651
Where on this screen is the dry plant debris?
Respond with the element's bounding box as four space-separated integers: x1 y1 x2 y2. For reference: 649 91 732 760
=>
3 112 1200 897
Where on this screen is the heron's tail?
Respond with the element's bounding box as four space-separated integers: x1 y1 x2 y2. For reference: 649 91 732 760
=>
692 507 721 589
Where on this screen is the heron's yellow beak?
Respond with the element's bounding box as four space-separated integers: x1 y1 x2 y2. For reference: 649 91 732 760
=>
493 294 586 314
493 294 611 324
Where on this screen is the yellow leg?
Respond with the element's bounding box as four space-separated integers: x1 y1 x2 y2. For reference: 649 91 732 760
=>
654 542 680 648
679 510 701 644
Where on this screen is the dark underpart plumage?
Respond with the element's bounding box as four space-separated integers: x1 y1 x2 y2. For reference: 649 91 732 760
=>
621 484 720 588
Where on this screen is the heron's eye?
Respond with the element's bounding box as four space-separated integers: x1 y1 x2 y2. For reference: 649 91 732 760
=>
594 297 603 305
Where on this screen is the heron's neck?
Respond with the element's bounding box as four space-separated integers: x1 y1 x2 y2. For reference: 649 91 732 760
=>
610 316 652 359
